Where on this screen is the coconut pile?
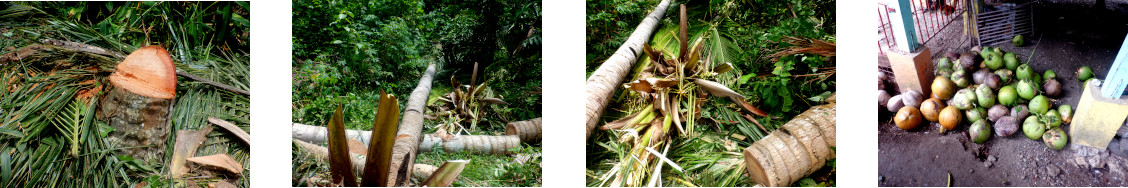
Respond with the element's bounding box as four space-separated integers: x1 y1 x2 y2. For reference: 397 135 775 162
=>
879 35 1098 150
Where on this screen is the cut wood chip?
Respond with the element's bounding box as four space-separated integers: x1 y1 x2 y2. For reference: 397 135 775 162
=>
108 45 177 99
348 139 368 156
171 126 213 178
187 154 243 177
422 160 470 187
207 117 250 145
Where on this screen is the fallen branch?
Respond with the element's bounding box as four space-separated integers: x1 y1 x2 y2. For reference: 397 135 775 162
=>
177 70 251 96
585 0 672 139
389 63 437 186
292 123 520 155
208 117 250 145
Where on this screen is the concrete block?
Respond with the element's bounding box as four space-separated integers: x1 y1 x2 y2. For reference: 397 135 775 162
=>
1071 80 1128 149
885 47 934 96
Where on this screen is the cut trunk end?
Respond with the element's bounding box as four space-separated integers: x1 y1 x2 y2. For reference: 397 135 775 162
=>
101 45 177 163
505 117 542 144
743 102 836 186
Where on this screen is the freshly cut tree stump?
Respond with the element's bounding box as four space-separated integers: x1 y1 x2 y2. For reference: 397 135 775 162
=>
100 45 177 163
743 97 836 187
505 117 541 143
419 134 521 155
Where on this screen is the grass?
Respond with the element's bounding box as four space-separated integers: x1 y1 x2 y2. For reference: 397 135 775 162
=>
0 2 249 187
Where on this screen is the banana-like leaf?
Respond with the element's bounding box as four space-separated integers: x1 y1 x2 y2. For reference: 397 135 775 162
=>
684 38 705 71
470 62 479 90
360 91 400 186
691 79 743 100
733 97 769 117
647 78 677 89
480 97 508 105
422 160 470 187
712 63 733 75
326 104 357 186
643 43 668 71
625 80 654 93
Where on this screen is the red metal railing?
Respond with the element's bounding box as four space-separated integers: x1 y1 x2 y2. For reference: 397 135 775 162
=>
878 0 967 55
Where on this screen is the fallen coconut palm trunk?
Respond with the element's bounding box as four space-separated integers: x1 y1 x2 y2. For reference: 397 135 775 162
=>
419 134 521 155
293 139 438 181
585 0 671 140
292 123 520 155
100 45 178 163
388 63 437 186
743 99 836 187
505 117 542 143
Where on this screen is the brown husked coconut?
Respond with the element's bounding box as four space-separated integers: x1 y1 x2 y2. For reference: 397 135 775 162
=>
100 45 177 163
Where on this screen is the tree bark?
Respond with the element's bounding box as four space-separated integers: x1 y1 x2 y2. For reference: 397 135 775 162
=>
505 117 542 143
388 63 437 186
743 102 836 186
292 123 519 155
101 46 178 163
585 0 671 139
419 134 520 155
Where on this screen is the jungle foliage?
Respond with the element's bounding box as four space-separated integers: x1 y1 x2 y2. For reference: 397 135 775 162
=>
586 0 835 186
293 0 542 131
292 0 542 186
0 1 249 187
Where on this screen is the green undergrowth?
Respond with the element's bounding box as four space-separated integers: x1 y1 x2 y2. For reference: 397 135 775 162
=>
415 145 542 187
587 0 834 186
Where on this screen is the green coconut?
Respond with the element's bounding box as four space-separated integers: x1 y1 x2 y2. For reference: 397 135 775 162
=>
1013 34 1025 47
1003 53 1020 71
998 85 1018 106
1023 116 1046 140
1016 64 1034 80
966 107 987 123
1042 127 1068 150
975 84 996 107
970 119 993 143
1044 70 1057 80
953 68 971 88
952 89 977 110
1078 66 1094 81
937 57 952 70
995 69 1013 84
1029 95 1050 114
1016 80 1038 100
1059 105 1073 124
986 53 1004 70
1043 109 1062 128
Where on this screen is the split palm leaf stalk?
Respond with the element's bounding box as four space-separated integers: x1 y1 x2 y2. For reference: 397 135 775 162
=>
592 5 769 187
429 62 510 134
304 92 469 187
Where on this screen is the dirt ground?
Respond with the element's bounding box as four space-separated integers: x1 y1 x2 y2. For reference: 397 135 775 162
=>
878 1 1128 186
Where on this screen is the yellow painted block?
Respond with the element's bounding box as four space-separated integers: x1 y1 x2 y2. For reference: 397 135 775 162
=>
1070 80 1128 149
885 47 934 96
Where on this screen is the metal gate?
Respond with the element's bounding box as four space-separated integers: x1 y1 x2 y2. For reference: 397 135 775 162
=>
878 0 969 55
